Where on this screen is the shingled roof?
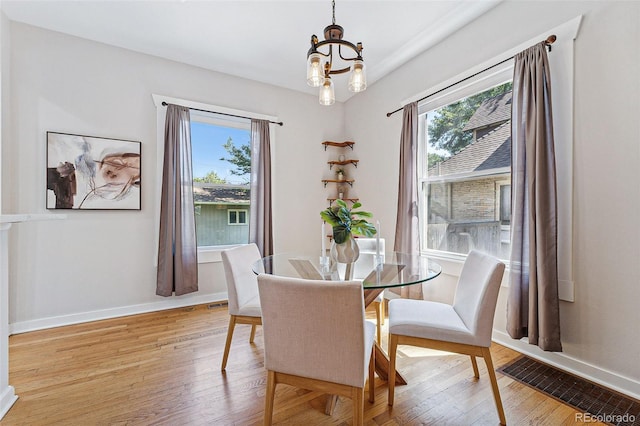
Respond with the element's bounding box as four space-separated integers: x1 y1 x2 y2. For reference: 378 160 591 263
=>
192 184 250 204
429 121 511 178
462 91 512 131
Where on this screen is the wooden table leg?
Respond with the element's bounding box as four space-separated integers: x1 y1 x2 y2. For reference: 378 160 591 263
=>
325 394 339 415
325 288 407 416
373 341 407 385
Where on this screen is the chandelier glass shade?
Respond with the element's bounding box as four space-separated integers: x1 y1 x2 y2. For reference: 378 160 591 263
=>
306 0 366 105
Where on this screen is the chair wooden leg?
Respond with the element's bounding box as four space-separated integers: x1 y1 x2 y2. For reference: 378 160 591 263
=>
264 370 276 426
221 316 237 371
351 387 364 426
368 348 375 403
380 297 385 325
249 324 257 343
387 334 398 406
482 347 506 425
374 302 382 345
470 355 480 379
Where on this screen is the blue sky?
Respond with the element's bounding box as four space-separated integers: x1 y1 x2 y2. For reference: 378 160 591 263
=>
190 121 250 184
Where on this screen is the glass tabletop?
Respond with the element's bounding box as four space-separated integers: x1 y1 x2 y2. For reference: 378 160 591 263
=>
252 251 442 289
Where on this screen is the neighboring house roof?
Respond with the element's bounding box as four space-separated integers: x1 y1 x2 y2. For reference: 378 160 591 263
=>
462 91 512 131
193 184 250 204
429 121 511 177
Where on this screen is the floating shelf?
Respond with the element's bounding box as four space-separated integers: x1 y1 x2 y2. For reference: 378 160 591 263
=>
322 179 354 188
322 141 355 151
327 198 359 206
328 159 359 169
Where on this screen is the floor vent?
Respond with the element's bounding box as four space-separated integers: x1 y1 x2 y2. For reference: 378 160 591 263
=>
499 356 639 426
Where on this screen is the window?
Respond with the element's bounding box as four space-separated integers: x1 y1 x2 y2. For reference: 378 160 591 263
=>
228 209 248 225
419 81 512 260
190 115 251 247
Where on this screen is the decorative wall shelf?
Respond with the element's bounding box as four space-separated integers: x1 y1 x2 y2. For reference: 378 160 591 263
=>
328 159 359 169
322 179 354 188
322 141 355 150
327 198 359 206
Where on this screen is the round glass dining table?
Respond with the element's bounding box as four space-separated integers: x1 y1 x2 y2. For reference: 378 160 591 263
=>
252 251 442 290
252 251 442 403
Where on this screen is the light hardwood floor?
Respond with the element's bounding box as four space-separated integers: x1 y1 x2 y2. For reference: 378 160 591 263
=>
3 304 600 425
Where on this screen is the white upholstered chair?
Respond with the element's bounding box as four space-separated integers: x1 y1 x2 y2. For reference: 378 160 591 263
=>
220 243 263 371
354 237 386 344
387 250 507 425
257 274 376 426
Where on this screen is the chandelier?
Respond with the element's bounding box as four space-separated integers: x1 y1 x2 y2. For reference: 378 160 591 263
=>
306 0 367 106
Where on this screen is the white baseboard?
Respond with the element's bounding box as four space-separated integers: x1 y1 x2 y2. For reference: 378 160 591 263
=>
9 292 228 335
0 385 18 420
493 330 640 400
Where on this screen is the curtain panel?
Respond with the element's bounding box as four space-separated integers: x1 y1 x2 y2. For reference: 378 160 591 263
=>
507 42 562 351
156 104 198 296
249 119 273 257
392 102 422 300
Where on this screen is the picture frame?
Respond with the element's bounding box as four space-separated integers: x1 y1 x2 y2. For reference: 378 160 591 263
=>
46 131 141 210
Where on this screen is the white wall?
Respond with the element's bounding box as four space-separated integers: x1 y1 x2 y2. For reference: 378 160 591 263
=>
4 22 344 331
345 0 640 397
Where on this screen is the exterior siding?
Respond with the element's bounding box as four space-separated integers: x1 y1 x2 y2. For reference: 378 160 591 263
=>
195 203 250 246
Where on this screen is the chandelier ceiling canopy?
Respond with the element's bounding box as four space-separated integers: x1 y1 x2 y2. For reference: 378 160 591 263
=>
306 0 367 106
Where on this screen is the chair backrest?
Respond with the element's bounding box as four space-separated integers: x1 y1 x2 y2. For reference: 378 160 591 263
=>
221 243 262 315
452 250 505 346
257 274 368 387
353 237 385 280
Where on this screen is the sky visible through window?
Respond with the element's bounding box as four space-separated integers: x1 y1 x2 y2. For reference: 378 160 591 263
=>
191 121 250 185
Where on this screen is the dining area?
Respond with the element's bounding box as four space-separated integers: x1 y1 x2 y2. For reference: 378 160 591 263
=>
220 237 508 425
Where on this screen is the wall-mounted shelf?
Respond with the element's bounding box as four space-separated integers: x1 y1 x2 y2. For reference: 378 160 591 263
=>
328 159 359 169
322 179 354 188
322 141 355 151
327 198 359 206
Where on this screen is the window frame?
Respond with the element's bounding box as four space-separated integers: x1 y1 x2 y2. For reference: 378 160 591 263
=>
152 94 278 264
417 66 514 262
227 209 248 226
408 16 580 301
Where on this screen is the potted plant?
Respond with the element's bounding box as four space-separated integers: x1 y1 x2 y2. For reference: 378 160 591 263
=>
320 199 377 264
335 168 345 181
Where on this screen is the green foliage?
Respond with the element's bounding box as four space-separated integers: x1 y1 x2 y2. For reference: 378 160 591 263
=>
320 199 377 244
428 82 512 155
193 170 227 184
428 152 445 168
220 137 251 179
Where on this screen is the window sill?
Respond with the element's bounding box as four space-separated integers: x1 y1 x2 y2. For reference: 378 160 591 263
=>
423 249 511 287
197 244 246 264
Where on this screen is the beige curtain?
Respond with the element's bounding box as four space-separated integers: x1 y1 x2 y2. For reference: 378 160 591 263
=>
507 42 562 351
156 104 198 296
392 102 422 299
249 119 273 257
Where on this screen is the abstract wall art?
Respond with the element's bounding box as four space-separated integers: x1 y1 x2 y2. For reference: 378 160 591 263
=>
46 132 141 210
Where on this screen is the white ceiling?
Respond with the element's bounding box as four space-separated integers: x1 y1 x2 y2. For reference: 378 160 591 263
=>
1 0 501 102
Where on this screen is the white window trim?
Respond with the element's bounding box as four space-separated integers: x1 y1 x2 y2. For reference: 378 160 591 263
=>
227 209 248 225
412 16 581 301
151 94 278 264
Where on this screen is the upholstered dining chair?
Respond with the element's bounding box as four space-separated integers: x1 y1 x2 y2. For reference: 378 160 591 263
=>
220 243 263 371
257 274 376 426
387 250 507 425
354 237 386 344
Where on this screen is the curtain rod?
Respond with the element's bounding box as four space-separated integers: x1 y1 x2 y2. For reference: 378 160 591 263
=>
385 35 557 118
162 102 284 126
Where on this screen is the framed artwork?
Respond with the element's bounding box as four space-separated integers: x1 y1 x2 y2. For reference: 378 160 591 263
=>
46 132 141 210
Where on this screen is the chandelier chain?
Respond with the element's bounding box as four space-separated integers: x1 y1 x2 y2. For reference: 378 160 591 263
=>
332 0 336 25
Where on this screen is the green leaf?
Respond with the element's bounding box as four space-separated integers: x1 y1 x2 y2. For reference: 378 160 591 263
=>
332 225 350 244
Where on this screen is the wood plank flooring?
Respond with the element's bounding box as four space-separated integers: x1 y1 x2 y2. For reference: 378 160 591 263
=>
2 304 602 425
